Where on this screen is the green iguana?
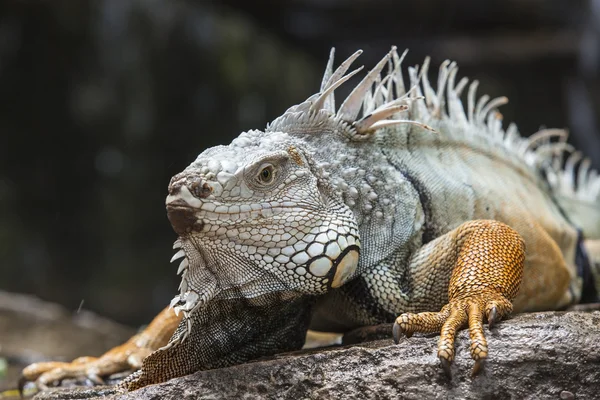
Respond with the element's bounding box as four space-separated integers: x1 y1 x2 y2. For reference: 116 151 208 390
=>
21 47 600 393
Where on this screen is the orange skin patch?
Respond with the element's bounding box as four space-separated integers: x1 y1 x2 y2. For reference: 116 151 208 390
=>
287 145 304 166
393 220 525 377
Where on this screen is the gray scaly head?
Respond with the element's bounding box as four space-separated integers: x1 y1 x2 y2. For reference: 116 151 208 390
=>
165 130 362 318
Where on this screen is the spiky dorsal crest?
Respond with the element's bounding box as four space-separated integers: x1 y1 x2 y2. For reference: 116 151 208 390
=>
266 47 599 204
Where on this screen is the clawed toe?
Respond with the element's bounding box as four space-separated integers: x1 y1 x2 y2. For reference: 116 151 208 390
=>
487 306 498 329
392 321 401 343
471 358 485 377
439 357 452 379
393 293 512 379
392 320 412 343
18 375 30 397
87 373 106 386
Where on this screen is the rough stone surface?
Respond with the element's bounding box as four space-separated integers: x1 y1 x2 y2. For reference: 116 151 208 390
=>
33 311 600 400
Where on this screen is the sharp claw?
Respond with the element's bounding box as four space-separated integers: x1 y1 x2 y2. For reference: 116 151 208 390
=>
488 306 498 329
440 357 452 379
18 375 29 398
392 322 401 344
472 359 485 377
87 373 105 386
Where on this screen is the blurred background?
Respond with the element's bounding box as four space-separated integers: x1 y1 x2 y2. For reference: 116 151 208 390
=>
0 0 599 328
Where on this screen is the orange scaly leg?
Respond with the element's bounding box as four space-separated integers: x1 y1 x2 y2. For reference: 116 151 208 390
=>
20 305 182 391
393 220 524 377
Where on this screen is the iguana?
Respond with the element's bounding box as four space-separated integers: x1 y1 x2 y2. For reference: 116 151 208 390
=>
21 47 600 393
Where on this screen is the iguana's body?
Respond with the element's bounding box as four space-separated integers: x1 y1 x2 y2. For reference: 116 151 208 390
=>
23 48 600 392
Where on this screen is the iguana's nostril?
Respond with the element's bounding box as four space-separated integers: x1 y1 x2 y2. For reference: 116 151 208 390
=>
168 175 212 199
189 178 212 199
168 174 185 196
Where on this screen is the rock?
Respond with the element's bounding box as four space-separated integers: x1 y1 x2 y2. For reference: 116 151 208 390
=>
33 311 600 400
0 290 134 393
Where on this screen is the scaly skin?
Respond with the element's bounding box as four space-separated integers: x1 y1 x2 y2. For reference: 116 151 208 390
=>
393 220 525 376
21 47 600 392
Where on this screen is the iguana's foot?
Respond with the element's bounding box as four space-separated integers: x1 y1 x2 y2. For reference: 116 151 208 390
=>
393 220 524 378
393 292 512 377
20 306 181 392
20 340 152 390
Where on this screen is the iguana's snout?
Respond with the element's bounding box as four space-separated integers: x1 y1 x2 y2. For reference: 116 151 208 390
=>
168 173 212 199
165 174 209 236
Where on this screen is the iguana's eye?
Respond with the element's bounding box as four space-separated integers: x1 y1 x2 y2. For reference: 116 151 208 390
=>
258 165 274 183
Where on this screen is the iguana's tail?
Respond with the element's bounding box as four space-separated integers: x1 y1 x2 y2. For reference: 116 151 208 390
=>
556 196 600 239
545 151 600 240
545 151 600 302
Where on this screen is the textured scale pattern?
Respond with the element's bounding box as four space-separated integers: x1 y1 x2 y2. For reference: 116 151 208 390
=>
20 47 600 393
122 293 314 391
393 220 525 374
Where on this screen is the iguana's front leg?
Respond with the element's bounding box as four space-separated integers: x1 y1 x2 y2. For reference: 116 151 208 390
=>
21 306 182 390
392 220 524 376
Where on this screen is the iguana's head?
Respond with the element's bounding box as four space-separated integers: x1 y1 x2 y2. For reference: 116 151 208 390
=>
165 47 427 316
166 129 361 314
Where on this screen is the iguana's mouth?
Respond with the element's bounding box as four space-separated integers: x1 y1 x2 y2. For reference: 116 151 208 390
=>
166 203 205 236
